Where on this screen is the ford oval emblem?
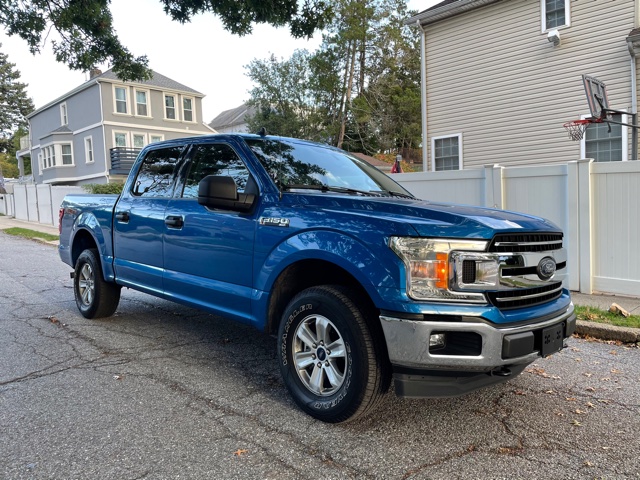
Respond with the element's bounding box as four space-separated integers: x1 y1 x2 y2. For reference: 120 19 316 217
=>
537 257 557 280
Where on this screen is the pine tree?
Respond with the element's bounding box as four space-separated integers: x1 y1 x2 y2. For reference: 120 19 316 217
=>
0 44 35 154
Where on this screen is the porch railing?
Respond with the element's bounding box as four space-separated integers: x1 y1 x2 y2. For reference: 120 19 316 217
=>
109 147 141 175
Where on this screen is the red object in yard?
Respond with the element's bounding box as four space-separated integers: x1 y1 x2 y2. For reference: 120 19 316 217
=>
391 158 403 174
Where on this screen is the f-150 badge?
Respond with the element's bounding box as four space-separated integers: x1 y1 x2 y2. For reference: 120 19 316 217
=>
259 217 290 227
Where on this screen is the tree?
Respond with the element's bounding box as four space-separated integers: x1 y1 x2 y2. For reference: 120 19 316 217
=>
243 0 421 153
0 0 333 81
0 45 34 154
348 1 422 152
310 0 420 152
245 50 326 141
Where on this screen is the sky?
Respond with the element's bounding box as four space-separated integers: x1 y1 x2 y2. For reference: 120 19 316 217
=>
1 0 436 123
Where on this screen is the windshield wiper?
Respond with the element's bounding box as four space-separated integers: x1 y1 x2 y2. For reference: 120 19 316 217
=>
282 184 385 197
385 190 415 199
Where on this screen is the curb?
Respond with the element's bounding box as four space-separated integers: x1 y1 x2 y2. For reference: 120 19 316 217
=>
575 320 640 343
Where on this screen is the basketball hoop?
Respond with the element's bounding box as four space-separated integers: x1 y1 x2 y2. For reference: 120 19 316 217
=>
563 119 593 141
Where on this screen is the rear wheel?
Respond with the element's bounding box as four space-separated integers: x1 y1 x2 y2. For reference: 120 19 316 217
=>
278 285 389 423
74 249 121 319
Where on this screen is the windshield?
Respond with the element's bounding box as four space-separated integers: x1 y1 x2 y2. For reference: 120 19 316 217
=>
244 137 413 197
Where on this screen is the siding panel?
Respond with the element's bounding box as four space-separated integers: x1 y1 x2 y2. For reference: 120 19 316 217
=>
424 0 636 168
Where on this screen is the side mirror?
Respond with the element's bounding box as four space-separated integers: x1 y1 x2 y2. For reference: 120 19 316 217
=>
197 175 256 213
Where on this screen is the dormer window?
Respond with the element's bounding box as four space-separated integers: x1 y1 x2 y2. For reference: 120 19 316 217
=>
60 103 68 125
542 0 570 31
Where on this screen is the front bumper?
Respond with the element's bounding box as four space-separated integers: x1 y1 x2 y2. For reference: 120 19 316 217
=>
380 303 576 378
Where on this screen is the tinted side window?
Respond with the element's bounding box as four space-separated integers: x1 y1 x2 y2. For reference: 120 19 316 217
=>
132 146 183 197
182 143 250 198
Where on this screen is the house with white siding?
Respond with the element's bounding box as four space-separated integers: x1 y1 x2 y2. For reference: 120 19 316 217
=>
407 0 640 171
16 69 214 185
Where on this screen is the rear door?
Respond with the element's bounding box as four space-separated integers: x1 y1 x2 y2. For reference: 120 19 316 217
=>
162 142 258 321
113 145 184 293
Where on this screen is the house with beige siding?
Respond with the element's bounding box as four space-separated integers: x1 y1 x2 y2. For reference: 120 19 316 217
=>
407 0 640 171
16 69 214 185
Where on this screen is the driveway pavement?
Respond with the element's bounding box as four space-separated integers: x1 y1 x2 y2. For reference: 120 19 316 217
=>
1 228 639 479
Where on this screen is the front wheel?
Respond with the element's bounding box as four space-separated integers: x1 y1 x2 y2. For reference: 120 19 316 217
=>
74 249 121 319
278 285 389 423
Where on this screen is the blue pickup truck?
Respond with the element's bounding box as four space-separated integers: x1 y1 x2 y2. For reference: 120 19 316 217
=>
59 133 575 423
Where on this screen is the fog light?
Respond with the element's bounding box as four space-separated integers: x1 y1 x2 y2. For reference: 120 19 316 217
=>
429 333 446 349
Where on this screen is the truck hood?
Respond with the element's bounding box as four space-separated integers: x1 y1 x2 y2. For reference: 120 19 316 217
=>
294 194 560 239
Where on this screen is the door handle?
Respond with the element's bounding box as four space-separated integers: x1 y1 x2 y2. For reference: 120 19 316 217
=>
165 215 184 229
115 211 130 223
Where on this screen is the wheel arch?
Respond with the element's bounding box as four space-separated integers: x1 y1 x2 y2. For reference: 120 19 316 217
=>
265 259 371 334
264 260 390 370
70 225 114 282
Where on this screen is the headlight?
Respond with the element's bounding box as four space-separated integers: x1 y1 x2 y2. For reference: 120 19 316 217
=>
389 237 491 303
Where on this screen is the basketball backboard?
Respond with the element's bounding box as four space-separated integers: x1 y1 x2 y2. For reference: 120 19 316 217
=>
582 75 610 120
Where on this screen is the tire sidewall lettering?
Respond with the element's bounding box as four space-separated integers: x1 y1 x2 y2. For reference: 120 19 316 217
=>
312 342 353 410
280 303 312 367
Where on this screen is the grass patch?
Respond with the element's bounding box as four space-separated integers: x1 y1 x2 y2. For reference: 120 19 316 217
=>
575 305 640 329
3 227 59 242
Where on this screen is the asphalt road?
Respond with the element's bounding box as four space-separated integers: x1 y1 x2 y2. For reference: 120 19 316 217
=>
1 232 639 480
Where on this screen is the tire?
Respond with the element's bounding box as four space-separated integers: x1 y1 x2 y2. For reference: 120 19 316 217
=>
277 285 389 423
74 248 121 319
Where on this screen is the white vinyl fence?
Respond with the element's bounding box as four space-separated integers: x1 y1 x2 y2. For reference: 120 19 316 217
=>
1 159 638 296
396 159 640 296
1 184 83 229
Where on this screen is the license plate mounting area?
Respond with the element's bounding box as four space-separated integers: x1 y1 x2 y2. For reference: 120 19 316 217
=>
541 322 565 357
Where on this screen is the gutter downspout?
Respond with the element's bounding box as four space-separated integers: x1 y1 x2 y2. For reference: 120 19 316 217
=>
417 21 428 171
627 38 638 160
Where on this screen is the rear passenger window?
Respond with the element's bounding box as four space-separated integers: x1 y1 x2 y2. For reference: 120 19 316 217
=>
132 146 183 197
182 143 251 198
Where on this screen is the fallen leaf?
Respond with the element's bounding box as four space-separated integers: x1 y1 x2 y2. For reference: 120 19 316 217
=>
609 350 618 356
555 411 565 417
234 449 249 457
583 373 593 377
551 375 561 380
575 409 586 415
571 347 581 352
575 358 582 362
514 390 526 396
545 390 555 394
584 461 594 467
571 420 583 427
585 387 596 392
598 399 611 404
611 369 621 374
600 378 611 382
565 397 577 402
586 402 596 408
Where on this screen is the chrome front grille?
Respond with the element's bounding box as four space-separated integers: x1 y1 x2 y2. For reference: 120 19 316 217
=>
487 282 564 309
452 232 567 310
488 233 563 253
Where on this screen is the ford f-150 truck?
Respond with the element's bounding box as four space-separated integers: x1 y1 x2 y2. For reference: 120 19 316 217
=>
59 133 575 423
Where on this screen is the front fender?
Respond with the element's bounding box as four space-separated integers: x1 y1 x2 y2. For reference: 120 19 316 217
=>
255 230 400 306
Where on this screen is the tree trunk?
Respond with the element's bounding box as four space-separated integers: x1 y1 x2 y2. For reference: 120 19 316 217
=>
338 40 357 149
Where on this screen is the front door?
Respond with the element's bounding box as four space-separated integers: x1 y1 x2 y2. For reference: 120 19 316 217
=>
163 142 257 322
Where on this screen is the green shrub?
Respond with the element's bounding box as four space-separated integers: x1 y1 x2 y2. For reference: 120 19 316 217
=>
82 183 124 194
